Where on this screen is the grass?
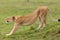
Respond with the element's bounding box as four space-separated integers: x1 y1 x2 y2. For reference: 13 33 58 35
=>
0 0 60 40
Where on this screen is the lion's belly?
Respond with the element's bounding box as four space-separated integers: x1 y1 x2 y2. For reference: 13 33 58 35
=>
22 17 37 26
22 19 36 26
22 23 33 25
21 15 38 26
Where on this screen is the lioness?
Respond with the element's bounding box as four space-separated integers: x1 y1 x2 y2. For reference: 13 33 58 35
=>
5 6 48 36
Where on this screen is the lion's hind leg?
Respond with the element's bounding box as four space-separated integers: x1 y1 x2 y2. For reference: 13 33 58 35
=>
36 14 46 30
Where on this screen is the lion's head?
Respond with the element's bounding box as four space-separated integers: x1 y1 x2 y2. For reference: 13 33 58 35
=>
5 16 15 23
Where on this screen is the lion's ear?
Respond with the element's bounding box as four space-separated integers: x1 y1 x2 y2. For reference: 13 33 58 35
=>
12 16 15 21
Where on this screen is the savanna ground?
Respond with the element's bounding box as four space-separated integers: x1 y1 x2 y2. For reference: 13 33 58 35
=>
0 0 60 40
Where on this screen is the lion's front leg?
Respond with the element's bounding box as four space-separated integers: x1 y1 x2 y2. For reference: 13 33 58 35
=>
6 23 20 36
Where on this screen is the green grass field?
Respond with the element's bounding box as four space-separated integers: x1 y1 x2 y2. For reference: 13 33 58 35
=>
0 0 60 40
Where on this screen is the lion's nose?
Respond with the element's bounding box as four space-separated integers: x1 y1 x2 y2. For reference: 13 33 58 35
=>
58 19 60 22
7 21 9 22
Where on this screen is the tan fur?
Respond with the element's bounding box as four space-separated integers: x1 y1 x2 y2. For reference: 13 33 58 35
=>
5 6 48 36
